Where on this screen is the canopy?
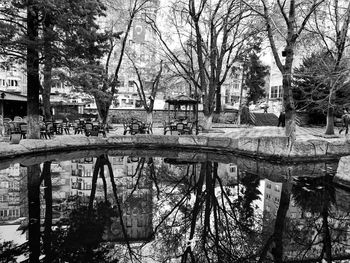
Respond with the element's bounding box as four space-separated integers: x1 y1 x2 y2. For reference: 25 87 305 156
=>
165 95 198 105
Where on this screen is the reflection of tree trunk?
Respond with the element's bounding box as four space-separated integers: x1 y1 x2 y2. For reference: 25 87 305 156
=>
100 169 108 203
104 155 134 259
182 162 206 262
271 181 292 262
321 180 332 262
89 158 101 212
27 164 41 262
42 162 52 263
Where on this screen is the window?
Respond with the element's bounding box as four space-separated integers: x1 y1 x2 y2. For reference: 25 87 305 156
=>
274 185 280 192
266 193 271 199
128 81 134 87
266 183 271 189
229 164 236 173
270 85 283 99
274 197 280 204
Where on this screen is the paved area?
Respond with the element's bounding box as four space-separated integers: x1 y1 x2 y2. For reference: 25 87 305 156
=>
0 124 348 143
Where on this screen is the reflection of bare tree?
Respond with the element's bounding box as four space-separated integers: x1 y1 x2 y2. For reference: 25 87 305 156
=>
291 171 342 262
27 164 42 262
151 161 265 262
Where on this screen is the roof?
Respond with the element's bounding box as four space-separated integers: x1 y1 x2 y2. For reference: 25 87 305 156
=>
0 90 27 102
165 94 198 105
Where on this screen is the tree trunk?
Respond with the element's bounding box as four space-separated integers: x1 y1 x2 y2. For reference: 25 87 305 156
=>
282 53 296 142
325 87 336 135
27 164 41 263
94 95 112 124
42 12 53 121
215 86 221 114
27 2 41 139
146 111 153 124
201 114 213 131
271 180 292 262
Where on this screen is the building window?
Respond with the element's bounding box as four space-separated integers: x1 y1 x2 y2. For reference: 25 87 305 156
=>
274 197 280 204
266 183 271 189
274 185 281 192
229 164 236 174
270 85 283 99
128 81 134 87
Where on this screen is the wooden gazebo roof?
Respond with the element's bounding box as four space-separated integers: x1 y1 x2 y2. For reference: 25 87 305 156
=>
165 95 198 105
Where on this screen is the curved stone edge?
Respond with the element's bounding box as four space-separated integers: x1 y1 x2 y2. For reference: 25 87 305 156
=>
0 134 348 161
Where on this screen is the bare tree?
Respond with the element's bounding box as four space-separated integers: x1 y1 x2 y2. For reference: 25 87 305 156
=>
306 0 350 135
128 54 163 124
149 0 258 130
245 0 326 141
94 0 155 124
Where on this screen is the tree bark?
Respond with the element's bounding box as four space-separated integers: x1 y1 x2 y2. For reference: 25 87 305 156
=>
42 12 54 121
27 2 41 139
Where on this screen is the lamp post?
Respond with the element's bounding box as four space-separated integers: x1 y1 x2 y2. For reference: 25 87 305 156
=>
0 92 6 136
237 62 246 125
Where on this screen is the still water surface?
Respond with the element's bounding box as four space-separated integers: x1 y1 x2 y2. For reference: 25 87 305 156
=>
0 149 350 262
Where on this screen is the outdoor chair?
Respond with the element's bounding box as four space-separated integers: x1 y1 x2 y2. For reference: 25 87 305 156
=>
123 121 131 135
45 122 55 138
40 122 49 139
163 121 171 135
130 123 141 135
84 123 94 136
8 122 19 139
19 123 27 139
175 122 185 135
96 123 107 137
182 122 193 135
144 122 153 134
73 121 83 134
62 121 70 134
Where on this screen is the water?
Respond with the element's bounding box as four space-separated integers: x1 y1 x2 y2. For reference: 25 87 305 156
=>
0 149 350 263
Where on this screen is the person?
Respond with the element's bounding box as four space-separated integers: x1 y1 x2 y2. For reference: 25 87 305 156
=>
263 104 269 113
277 111 285 127
339 108 350 135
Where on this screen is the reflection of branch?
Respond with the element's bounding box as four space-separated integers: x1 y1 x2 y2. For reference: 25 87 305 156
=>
43 161 52 262
128 158 145 198
181 163 206 262
148 158 160 199
105 155 137 262
89 157 101 213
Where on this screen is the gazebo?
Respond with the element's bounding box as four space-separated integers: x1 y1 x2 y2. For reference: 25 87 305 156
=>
165 94 199 134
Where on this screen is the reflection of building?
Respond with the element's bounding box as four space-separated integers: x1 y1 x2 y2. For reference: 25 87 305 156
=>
104 156 153 242
217 163 238 186
260 179 282 220
69 155 154 242
0 163 26 223
258 176 350 261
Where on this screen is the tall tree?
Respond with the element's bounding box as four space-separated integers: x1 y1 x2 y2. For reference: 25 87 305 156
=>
128 54 163 124
306 0 350 135
85 0 155 124
245 0 326 141
293 51 350 124
26 1 41 139
150 0 258 130
245 45 269 105
41 0 108 121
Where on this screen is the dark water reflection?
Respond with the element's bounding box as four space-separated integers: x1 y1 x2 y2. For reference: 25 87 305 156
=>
0 151 350 262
